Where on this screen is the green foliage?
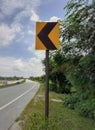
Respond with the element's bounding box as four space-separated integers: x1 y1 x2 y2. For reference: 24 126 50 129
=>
0 76 23 80
75 99 95 120
64 94 79 109
42 50 72 94
61 0 95 120
61 0 95 55
28 113 46 130
64 95 95 120
27 112 65 130
49 82 57 92
29 75 45 82
41 0 95 120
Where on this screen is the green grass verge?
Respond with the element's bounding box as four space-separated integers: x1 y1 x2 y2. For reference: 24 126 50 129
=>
18 82 95 130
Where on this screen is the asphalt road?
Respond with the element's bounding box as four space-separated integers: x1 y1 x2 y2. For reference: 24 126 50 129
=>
0 80 39 130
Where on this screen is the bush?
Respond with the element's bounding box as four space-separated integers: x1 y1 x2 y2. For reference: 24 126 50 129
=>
64 94 79 109
75 100 92 117
64 95 95 120
49 83 57 92
62 84 71 94
75 99 95 120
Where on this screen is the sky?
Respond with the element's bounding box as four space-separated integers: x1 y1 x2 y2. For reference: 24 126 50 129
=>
0 0 69 78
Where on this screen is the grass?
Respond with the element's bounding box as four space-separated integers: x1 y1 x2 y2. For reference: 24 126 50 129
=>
17 82 95 130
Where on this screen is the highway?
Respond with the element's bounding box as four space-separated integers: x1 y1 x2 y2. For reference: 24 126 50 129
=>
0 80 39 130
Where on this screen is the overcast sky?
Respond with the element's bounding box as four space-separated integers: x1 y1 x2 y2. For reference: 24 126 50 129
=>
0 0 69 77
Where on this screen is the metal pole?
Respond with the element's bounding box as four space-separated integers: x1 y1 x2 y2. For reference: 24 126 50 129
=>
45 50 49 119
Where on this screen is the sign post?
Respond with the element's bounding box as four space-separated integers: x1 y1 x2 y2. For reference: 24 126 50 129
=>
35 22 59 118
45 50 49 118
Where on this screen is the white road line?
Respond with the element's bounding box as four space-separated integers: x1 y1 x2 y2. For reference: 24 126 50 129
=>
0 86 34 111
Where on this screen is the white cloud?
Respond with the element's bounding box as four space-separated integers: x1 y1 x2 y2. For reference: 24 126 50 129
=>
42 16 61 22
28 43 45 59
0 24 15 46
0 57 44 77
0 24 22 46
49 16 61 22
34 51 45 59
30 10 40 22
12 23 22 32
0 0 41 46
28 45 34 52
14 59 25 71
28 30 35 35
0 0 23 16
0 0 41 16
0 0 41 23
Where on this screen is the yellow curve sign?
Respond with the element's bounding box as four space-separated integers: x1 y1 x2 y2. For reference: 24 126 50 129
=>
35 22 59 50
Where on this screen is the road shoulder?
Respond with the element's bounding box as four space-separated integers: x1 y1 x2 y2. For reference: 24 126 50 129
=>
9 121 21 130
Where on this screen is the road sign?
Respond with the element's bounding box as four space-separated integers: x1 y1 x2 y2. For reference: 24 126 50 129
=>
35 22 60 119
36 22 59 50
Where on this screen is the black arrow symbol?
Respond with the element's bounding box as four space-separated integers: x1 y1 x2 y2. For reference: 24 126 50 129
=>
37 22 57 50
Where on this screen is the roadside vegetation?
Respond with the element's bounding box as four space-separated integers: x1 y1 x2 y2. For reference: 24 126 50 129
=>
42 0 95 120
17 81 95 130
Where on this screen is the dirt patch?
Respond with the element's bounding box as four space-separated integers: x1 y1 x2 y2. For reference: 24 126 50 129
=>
51 98 63 102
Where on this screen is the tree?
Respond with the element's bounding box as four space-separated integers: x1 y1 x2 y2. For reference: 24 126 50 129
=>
60 0 95 119
61 0 95 55
42 50 71 93
60 0 95 94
